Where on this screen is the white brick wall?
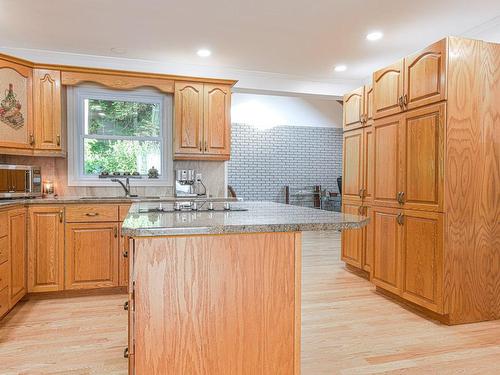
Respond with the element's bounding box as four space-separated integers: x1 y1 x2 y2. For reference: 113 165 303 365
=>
228 124 343 202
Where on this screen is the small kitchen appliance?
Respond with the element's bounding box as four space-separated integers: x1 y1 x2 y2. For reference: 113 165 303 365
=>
0 164 42 199
175 169 198 197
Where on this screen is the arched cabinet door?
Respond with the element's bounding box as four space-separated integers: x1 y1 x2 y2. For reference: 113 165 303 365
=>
0 58 33 150
203 84 230 157
173 82 204 156
33 69 62 151
404 39 447 111
373 60 404 119
343 86 364 131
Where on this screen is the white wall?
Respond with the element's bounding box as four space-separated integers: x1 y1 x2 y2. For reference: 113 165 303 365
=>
231 92 343 129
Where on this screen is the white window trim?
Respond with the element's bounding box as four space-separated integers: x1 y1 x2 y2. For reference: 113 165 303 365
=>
67 84 173 187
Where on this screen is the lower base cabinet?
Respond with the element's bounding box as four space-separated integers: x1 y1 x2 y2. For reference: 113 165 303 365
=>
9 208 27 307
341 199 372 273
65 222 119 290
28 206 65 292
371 206 444 314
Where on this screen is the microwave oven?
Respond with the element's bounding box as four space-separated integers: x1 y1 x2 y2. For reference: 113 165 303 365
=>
0 164 42 199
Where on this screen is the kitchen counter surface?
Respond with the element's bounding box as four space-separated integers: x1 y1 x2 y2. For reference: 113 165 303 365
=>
0 196 238 209
122 201 368 236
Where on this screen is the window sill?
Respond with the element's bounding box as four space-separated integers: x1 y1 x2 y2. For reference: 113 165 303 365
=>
67 178 172 187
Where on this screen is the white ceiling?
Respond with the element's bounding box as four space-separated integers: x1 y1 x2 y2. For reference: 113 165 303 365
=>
1 0 499 96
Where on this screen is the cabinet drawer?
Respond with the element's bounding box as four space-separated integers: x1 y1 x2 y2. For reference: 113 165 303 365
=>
65 204 119 222
0 261 9 291
0 236 8 264
0 212 7 237
0 286 8 317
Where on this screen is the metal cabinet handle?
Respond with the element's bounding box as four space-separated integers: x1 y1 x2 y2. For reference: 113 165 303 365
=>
204 140 208 152
123 250 128 258
359 189 363 198
403 94 408 107
124 347 129 358
114 227 118 238
397 213 404 225
56 135 61 146
85 212 99 217
29 134 35 146
124 301 129 311
397 191 405 204
398 96 403 109
59 210 64 223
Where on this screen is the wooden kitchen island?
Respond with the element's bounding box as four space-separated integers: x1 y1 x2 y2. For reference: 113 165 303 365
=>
122 201 368 375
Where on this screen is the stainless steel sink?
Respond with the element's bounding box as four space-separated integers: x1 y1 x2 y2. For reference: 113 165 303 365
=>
79 196 161 200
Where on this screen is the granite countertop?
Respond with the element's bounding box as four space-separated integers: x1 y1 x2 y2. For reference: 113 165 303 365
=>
122 201 369 237
0 196 239 209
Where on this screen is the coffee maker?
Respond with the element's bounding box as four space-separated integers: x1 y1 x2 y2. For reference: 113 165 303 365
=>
175 169 198 197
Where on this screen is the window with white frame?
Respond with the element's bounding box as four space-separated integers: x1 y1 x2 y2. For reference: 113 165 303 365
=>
67 85 172 186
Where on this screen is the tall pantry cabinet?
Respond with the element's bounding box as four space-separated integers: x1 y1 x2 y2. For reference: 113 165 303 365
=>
341 37 499 325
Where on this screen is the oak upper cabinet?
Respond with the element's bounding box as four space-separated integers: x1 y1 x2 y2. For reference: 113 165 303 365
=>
371 206 402 295
203 84 231 157
174 82 231 160
401 103 444 211
341 199 364 268
28 206 65 292
343 86 364 131
173 82 204 157
9 208 27 306
33 69 63 152
364 84 374 125
403 39 447 111
0 57 34 151
362 126 374 205
342 128 364 202
373 60 404 119
400 210 443 313
373 114 403 208
65 222 119 290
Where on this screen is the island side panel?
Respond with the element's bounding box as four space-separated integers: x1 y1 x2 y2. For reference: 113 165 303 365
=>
131 232 300 375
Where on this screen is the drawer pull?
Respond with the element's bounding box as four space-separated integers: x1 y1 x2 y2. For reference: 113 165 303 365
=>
123 250 128 258
124 301 129 311
59 210 64 223
397 213 404 225
124 347 129 358
56 135 61 146
85 212 99 217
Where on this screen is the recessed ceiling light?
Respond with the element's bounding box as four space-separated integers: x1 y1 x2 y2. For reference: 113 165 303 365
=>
366 31 383 41
334 65 347 72
110 47 127 54
197 49 211 57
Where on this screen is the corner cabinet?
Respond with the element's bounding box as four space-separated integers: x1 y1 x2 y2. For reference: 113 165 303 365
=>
174 81 231 160
33 69 63 153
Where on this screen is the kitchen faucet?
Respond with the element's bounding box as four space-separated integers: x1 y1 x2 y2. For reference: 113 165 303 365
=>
111 177 135 197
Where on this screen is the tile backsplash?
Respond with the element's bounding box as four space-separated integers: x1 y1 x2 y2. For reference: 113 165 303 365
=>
0 155 227 198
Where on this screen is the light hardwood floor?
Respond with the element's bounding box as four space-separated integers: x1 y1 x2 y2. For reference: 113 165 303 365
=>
1 231 499 374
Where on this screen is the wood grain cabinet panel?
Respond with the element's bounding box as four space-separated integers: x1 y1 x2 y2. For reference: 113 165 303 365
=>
402 103 444 211
373 60 404 119
65 222 119 290
131 232 299 374
28 206 65 292
373 114 403 208
362 205 374 272
341 200 364 268
343 86 364 131
364 84 374 124
371 207 402 295
0 286 9 317
203 84 231 157
9 208 27 306
0 58 33 152
362 126 374 205
401 210 444 313
342 128 364 202
0 261 9 291
33 69 62 151
404 39 447 110
173 81 204 157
